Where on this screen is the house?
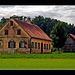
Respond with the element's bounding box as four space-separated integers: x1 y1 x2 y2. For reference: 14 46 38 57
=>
0 18 52 54
62 33 75 52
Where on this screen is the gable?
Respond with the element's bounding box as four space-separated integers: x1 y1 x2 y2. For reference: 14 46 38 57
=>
0 18 31 38
65 35 75 44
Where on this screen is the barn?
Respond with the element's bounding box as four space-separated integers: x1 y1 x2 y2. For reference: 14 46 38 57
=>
0 18 52 54
62 33 75 52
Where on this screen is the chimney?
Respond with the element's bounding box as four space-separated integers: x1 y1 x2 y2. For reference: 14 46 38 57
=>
15 18 18 20
26 20 31 24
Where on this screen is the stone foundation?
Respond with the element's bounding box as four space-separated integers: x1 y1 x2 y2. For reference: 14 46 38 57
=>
0 48 51 54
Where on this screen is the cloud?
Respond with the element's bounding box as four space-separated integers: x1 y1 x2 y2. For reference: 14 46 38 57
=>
0 5 75 25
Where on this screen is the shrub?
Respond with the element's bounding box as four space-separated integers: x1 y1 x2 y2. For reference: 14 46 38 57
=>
59 48 62 51
55 48 62 54
51 47 58 52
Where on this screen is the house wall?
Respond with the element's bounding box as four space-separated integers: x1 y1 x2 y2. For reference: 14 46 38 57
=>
0 37 51 54
0 38 30 53
31 38 51 54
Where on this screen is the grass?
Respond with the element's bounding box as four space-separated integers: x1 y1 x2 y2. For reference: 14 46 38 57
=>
0 52 75 58
0 58 75 69
0 53 75 69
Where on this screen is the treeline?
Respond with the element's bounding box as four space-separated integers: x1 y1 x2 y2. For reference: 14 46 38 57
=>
0 15 75 49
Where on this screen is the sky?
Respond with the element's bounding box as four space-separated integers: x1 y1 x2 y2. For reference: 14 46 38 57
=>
0 5 75 25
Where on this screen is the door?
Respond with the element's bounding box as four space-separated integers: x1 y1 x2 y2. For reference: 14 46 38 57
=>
41 43 43 53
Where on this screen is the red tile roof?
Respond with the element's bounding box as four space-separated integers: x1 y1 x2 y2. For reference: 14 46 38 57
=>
13 18 52 41
69 33 75 39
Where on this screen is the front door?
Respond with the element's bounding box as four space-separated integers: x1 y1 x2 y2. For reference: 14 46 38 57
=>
41 43 43 53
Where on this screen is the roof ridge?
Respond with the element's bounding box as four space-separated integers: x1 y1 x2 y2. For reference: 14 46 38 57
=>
13 18 36 26
69 33 75 39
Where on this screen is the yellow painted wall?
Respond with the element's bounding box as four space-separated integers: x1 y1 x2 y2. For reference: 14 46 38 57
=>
31 38 51 53
3 38 29 51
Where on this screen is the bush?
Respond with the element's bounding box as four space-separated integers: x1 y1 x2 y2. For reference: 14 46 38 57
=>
51 47 58 52
59 48 62 51
55 48 63 54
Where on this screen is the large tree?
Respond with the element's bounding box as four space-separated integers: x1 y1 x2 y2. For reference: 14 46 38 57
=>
50 21 67 50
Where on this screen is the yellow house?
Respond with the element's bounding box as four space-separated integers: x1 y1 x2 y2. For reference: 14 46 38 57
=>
0 18 52 54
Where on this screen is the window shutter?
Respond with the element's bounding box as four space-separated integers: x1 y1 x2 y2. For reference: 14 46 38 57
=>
19 43 21 48
14 42 16 48
8 42 10 48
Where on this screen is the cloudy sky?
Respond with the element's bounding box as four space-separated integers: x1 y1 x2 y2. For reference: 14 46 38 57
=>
0 5 75 25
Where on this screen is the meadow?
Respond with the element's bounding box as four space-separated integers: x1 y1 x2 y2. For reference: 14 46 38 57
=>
0 58 75 69
0 53 75 69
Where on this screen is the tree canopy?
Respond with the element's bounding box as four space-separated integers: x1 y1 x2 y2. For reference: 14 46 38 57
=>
50 21 67 49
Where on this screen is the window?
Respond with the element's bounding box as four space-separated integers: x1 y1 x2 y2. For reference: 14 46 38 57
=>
21 42 25 48
19 42 25 48
10 41 14 48
38 43 40 49
47 44 48 49
10 21 13 26
49 44 50 49
44 44 46 49
8 40 15 48
5 30 8 35
17 30 21 35
35 42 37 49
32 42 34 48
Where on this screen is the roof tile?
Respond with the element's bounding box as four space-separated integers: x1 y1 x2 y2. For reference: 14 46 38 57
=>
13 18 52 41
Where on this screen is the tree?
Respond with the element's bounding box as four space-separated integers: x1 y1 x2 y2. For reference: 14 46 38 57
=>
27 16 31 20
31 15 44 27
24 16 27 22
1 17 7 24
50 22 67 50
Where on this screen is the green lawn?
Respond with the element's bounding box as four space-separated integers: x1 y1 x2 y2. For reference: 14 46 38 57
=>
0 53 75 69
0 58 75 69
1 52 75 58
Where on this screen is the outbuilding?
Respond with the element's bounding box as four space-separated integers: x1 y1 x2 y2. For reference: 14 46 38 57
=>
62 33 75 52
